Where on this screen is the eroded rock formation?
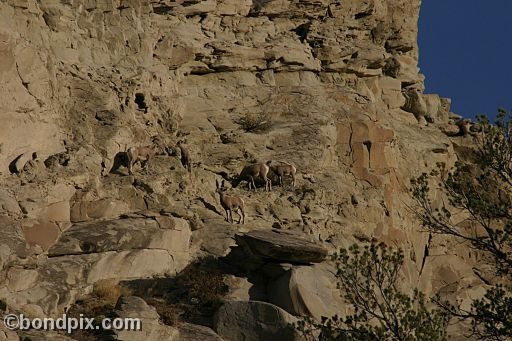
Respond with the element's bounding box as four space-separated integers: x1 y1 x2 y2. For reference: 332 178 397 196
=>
0 0 481 339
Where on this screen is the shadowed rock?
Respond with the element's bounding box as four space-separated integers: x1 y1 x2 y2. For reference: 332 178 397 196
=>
214 300 303 341
235 229 328 264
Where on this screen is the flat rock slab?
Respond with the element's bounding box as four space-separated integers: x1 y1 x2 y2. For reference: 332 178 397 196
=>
235 229 328 264
48 216 191 256
5 216 192 316
7 249 182 316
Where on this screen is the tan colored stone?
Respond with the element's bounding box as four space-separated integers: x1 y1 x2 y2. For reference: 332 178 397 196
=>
351 167 383 187
369 142 389 169
378 77 407 109
0 1 479 338
21 222 60 251
268 264 344 319
0 323 18 341
47 201 70 223
21 304 46 318
112 296 178 341
0 189 21 214
85 250 181 284
352 142 370 168
269 198 302 224
217 0 252 16
70 199 129 222
7 267 39 292
47 184 76 203
350 121 394 143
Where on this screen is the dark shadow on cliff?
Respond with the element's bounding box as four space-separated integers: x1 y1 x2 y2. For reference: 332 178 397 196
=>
120 256 237 328
109 151 130 175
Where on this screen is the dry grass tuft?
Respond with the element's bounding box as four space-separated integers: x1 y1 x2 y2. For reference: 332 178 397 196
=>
236 112 273 133
93 279 122 304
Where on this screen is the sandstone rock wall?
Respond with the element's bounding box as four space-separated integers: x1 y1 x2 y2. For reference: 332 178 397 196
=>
0 0 480 338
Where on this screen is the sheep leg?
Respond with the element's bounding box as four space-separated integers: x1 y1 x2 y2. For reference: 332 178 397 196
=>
128 158 135 175
239 208 245 224
225 208 231 223
235 208 242 224
126 152 133 175
131 160 139 175
224 208 229 222
250 176 257 191
291 173 295 188
229 209 234 223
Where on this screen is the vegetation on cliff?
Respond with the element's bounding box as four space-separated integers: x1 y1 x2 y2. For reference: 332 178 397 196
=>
297 241 449 340
411 110 512 340
299 111 512 340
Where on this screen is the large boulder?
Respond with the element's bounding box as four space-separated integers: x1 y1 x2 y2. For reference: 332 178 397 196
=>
4 214 192 316
267 263 345 320
111 297 223 341
214 300 303 341
111 296 178 341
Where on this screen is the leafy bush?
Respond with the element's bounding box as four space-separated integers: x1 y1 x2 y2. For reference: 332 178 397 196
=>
297 241 449 340
410 110 512 339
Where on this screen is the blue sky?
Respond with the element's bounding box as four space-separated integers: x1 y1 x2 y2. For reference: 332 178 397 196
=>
418 1 512 120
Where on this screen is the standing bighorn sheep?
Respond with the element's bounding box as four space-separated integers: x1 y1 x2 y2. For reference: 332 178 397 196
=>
454 118 471 137
177 141 191 173
402 86 429 124
270 161 297 188
127 145 157 175
216 180 245 224
233 161 272 191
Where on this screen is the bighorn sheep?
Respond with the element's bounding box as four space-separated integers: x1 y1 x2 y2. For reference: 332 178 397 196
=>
233 161 272 191
402 87 429 124
270 161 297 188
127 145 157 175
216 180 245 224
444 118 472 137
454 118 471 137
177 141 191 173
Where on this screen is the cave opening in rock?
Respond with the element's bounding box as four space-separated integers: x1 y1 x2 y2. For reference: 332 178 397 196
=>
134 93 147 111
363 140 372 168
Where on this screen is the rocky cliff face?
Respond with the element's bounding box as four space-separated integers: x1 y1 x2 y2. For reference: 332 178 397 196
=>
0 0 480 340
